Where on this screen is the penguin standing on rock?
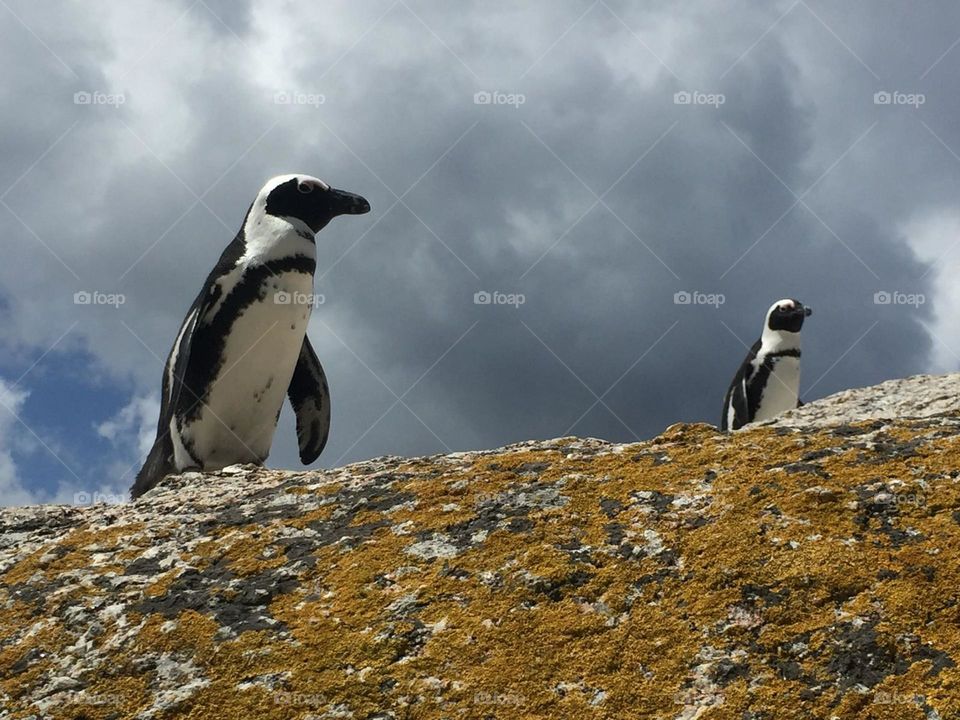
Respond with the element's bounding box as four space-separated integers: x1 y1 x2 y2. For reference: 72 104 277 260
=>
721 298 812 431
132 174 371 498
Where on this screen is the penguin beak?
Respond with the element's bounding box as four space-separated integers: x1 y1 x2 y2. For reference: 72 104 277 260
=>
329 188 371 216
803 306 813 317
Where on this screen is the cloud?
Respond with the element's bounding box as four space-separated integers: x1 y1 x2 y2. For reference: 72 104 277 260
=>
902 210 960 371
0 0 958 503
0 374 138 506
91 392 161 499
0 378 35 505
96 392 161 460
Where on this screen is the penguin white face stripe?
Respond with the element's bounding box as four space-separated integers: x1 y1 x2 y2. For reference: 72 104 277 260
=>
132 174 370 499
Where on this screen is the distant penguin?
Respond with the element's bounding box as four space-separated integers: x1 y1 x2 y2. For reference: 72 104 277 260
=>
132 174 371 498
721 298 812 431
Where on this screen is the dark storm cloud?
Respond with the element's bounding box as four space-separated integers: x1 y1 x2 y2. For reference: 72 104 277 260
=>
0 0 957 499
275 0 944 458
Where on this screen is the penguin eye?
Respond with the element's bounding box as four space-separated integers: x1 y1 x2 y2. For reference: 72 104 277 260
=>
297 182 314 194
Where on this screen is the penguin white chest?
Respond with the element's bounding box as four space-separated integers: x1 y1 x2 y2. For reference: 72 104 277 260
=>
183 269 314 468
754 355 800 422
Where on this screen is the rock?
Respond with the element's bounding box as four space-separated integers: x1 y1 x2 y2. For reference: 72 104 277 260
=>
1 375 959 718
768 372 960 428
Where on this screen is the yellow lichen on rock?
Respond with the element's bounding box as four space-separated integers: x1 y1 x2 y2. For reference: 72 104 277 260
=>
2 406 960 718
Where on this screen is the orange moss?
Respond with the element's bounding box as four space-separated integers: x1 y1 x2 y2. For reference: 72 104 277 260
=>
4 420 960 718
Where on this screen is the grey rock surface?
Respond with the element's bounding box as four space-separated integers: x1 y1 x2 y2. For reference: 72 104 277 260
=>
767 372 960 428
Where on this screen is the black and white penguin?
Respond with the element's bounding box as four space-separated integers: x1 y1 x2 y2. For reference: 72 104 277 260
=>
721 298 812 431
131 174 370 498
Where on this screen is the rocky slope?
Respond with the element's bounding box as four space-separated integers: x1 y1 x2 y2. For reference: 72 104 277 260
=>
769 373 960 429
2 374 960 719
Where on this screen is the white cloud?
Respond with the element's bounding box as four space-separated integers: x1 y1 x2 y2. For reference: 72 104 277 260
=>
0 378 39 505
96 392 161 458
903 210 960 372
0 377 139 507
0 0 955 500
94 392 162 492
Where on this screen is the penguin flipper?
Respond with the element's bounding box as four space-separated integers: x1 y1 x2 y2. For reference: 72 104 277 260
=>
721 382 745 431
722 339 761 431
287 334 331 464
131 296 206 499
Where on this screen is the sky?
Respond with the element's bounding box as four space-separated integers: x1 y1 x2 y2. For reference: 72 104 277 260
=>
1 0 958 506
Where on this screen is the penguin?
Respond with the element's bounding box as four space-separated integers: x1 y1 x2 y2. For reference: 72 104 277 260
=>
131 174 370 498
721 298 812 431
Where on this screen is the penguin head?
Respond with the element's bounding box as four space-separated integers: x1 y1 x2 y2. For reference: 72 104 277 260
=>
260 174 370 234
765 298 812 335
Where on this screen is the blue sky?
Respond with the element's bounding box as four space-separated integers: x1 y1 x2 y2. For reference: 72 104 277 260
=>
1 0 959 505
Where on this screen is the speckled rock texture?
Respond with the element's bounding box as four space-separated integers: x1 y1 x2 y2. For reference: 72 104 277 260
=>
769 373 960 429
2 376 960 719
